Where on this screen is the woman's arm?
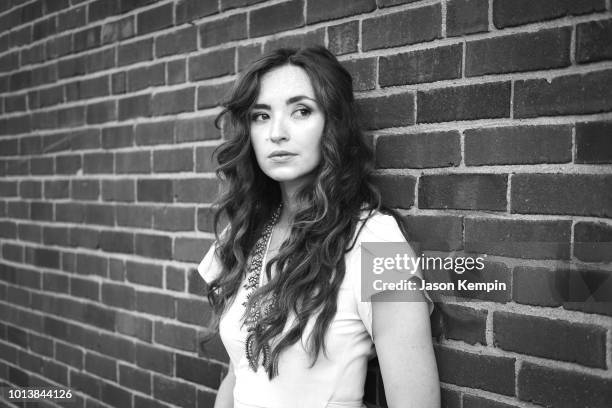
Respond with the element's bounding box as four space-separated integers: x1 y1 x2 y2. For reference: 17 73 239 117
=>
372 295 440 408
214 362 235 408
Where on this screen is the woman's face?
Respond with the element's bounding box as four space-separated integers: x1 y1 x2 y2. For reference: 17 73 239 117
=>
249 64 325 193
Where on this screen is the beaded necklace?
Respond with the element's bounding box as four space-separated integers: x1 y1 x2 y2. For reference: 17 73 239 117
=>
243 205 282 372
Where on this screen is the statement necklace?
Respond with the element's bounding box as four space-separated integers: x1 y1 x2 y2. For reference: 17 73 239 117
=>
243 205 282 372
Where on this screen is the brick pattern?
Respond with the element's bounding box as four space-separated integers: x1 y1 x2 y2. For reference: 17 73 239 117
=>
0 1 611 408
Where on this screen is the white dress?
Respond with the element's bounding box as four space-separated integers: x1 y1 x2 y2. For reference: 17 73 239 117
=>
197 212 434 408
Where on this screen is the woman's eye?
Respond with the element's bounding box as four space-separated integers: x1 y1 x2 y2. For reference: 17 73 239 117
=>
293 108 311 118
251 112 268 122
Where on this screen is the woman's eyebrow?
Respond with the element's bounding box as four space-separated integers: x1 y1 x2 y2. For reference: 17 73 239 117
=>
252 95 317 110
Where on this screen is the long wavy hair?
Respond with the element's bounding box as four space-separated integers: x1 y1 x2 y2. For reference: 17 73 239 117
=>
207 46 401 378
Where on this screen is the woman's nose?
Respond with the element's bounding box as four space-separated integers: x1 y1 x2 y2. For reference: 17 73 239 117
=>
269 116 288 143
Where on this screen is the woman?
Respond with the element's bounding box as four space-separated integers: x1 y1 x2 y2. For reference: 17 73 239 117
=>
198 46 440 408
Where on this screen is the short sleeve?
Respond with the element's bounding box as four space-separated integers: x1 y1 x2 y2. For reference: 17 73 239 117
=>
349 213 434 338
197 242 223 285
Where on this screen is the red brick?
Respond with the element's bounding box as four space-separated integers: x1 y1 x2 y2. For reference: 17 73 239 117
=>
221 0 266 10
175 237 209 262
341 58 376 91
153 375 197 407
376 131 461 169
513 266 569 307
199 13 246 48
250 0 304 37
116 204 153 228
447 0 488 36
120 0 159 13
383 44 462 86
465 218 571 259
174 178 219 203
126 260 163 287
19 180 41 198
577 19 612 63
71 370 101 399
307 0 375 24
58 5 86 31
463 395 516 408
417 82 510 123
518 362 612 408
115 151 151 174
116 312 152 342
101 382 131 407
112 71 126 94
84 203 115 226
127 63 165 92
118 94 151 120
197 81 231 109
135 120 174 146
197 206 217 232
262 28 325 53
4 93 26 112
87 101 116 124
152 87 195 115
575 121 612 164
574 221 612 262
154 321 197 352
71 277 100 301
83 152 113 174
88 0 120 22
135 291 175 318
101 16 135 44
466 27 571 76
189 48 235 81
119 364 151 394
362 4 441 51
511 174 612 217
85 352 117 381
168 59 186 85
563 267 612 317
237 43 263 71
73 26 100 52
71 179 99 200
176 0 218 24
419 174 507 211
156 25 197 57
464 125 572 165
166 265 186 291
100 230 134 254
86 48 116 74
371 174 415 209
101 282 135 310
118 38 153 66
135 343 173 375
440 304 487 345
435 346 515 395
177 298 212 326
102 125 133 149
77 253 108 277
328 21 359 55
153 206 195 231
514 70 612 118
494 312 606 368
102 179 135 202
195 146 218 172
176 353 222 387
30 157 53 175
137 3 173 35
137 179 174 202
135 233 172 259
357 92 415 130
69 225 101 252
493 0 605 28
175 116 221 142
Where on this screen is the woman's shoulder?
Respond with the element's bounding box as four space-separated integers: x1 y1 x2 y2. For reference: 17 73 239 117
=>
355 209 406 244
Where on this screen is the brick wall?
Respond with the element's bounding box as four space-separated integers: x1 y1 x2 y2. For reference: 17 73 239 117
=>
0 0 611 407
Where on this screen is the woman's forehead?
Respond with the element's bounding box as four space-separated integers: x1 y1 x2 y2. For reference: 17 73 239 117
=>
256 65 316 104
